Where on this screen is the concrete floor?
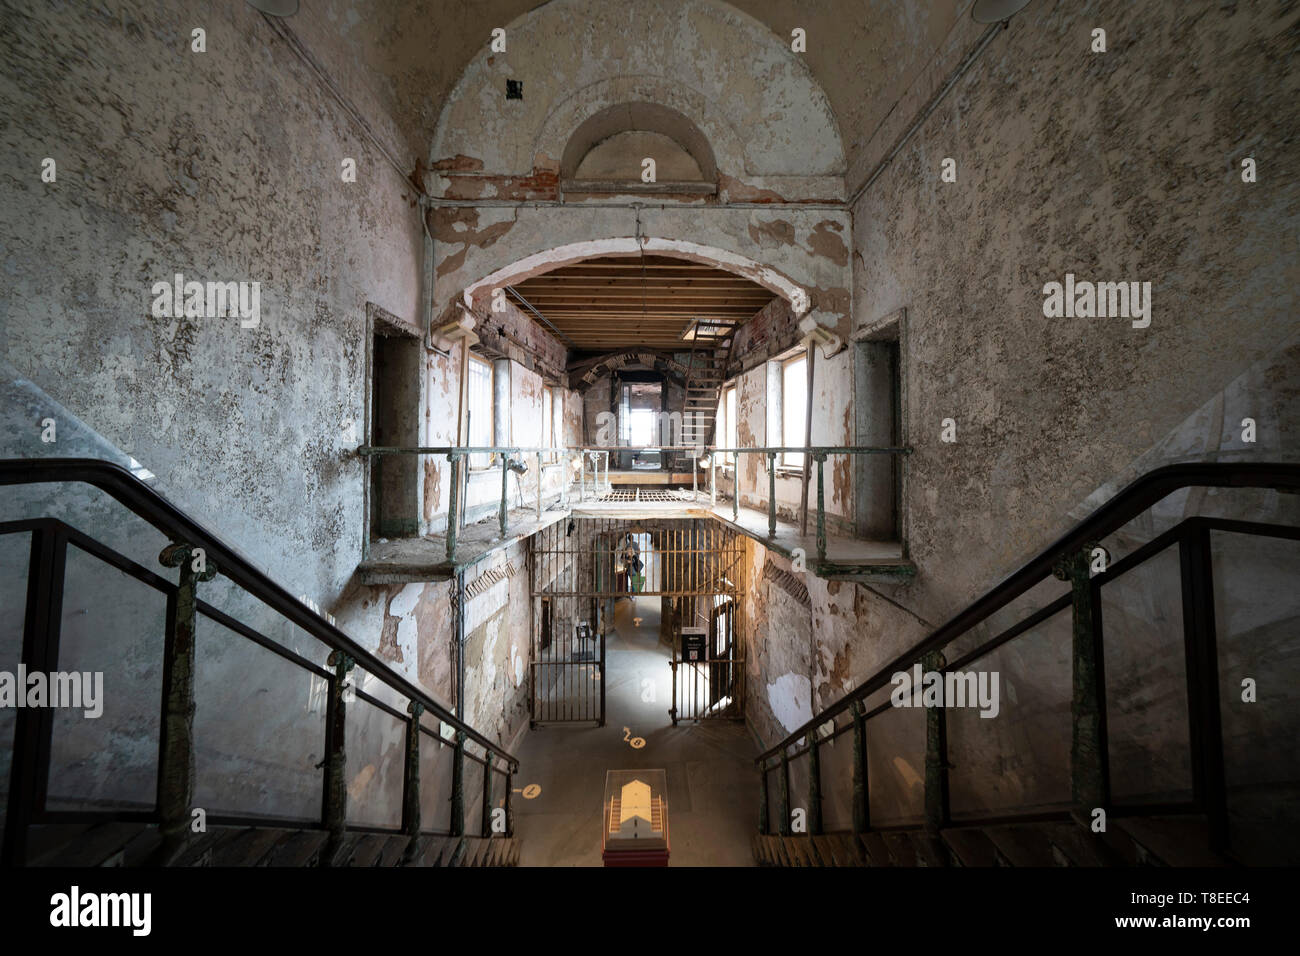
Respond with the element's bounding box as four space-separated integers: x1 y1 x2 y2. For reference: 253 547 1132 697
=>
511 597 758 866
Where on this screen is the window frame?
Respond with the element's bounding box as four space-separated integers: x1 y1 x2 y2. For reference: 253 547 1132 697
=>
723 383 737 465
780 354 808 469
542 387 553 459
466 352 494 470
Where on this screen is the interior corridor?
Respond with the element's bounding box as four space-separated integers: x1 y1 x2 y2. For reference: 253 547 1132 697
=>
513 597 756 866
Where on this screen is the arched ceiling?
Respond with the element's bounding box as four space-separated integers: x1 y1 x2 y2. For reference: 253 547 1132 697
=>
289 0 969 189
509 255 776 350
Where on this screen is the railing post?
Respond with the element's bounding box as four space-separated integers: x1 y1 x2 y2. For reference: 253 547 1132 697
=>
1054 546 1109 814
504 765 515 837
814 451 828 560
669 658 678 725
450 730 466 836
401 701 424 841
923 649 949 832
710 457 717 506
481 755 494 837
852 700 870 833
499 455 509 536
766 451 777 537
536 451 542 521
322 650 356 865
758 763 770 835
692 453 698 501
580 453 586 501
446 452 462 560
733 455 739 521
3 524 67 866
1180 522 1228 852
778 751 791 835
154 541 217 863
808 727 823 836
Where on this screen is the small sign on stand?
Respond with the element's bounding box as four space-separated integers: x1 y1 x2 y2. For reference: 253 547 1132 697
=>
681 626 707 663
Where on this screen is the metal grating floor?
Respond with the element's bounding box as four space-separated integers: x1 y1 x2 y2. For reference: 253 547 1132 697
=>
597 488 698 502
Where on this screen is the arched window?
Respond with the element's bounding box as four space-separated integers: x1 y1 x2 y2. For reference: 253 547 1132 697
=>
560 102 717 196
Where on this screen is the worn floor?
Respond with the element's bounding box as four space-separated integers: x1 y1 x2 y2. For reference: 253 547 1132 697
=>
511 596 758 866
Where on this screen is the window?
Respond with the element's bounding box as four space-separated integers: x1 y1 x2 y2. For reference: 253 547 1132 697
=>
542 387 553 457
723 384 737 464
629 408 656 447
551 388 563 460
620 382 662 447
781 355 807 468
467 354 493 468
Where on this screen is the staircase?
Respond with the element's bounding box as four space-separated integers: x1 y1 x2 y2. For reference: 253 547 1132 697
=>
0 458 522 868
750 462 1300 869
677 321 732 464
753 814 1232 867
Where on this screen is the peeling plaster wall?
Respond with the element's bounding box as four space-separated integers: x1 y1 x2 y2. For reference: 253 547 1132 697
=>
0 2 477 823
724 352 852 524
434 209 853 344
462 544 532 749
741 0 1300 837
852 0 1299 624
1 0 421 604
430 0 844 199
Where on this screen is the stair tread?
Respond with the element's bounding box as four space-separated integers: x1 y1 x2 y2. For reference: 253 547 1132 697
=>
880 831 917 866
858 832 892 866
983 823 1059 867
941 825 1000 867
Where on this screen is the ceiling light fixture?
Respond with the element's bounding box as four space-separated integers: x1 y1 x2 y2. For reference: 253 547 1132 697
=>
971 0 1032 23
246 0 299 16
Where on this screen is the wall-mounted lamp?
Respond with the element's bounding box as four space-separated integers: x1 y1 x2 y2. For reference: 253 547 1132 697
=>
430 309 478 354
798 316 844 359
971 0 1032 24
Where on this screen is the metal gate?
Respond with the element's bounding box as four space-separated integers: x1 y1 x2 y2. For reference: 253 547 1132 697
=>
529 518 606 724
670 595 744 723
529 517 743 725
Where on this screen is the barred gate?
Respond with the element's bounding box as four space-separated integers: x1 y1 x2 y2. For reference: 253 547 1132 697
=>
529 517 743 726
670 595 744 723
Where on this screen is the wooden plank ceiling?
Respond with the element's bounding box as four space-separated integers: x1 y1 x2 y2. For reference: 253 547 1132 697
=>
507 255 775 350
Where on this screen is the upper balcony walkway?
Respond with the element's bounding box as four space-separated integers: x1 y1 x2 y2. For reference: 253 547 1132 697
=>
358 479 911 586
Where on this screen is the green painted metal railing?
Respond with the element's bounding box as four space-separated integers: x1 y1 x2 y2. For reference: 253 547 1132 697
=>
752 462 1300 857
358 443 911 563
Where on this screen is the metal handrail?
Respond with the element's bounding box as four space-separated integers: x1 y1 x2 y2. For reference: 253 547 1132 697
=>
750 460 1300 851
756 461 1299 765
360 442 913 560
0 457 518 770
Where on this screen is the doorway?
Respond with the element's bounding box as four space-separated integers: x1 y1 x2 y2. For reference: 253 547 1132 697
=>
528 517 744 727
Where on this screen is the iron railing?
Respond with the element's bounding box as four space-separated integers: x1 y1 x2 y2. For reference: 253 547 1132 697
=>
753 461 1300 855
359 443 911 562
0 458 519 866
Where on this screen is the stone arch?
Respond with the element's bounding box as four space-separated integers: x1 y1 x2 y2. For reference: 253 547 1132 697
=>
560 101 718 184
429 0 844 183
461 237 809 317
